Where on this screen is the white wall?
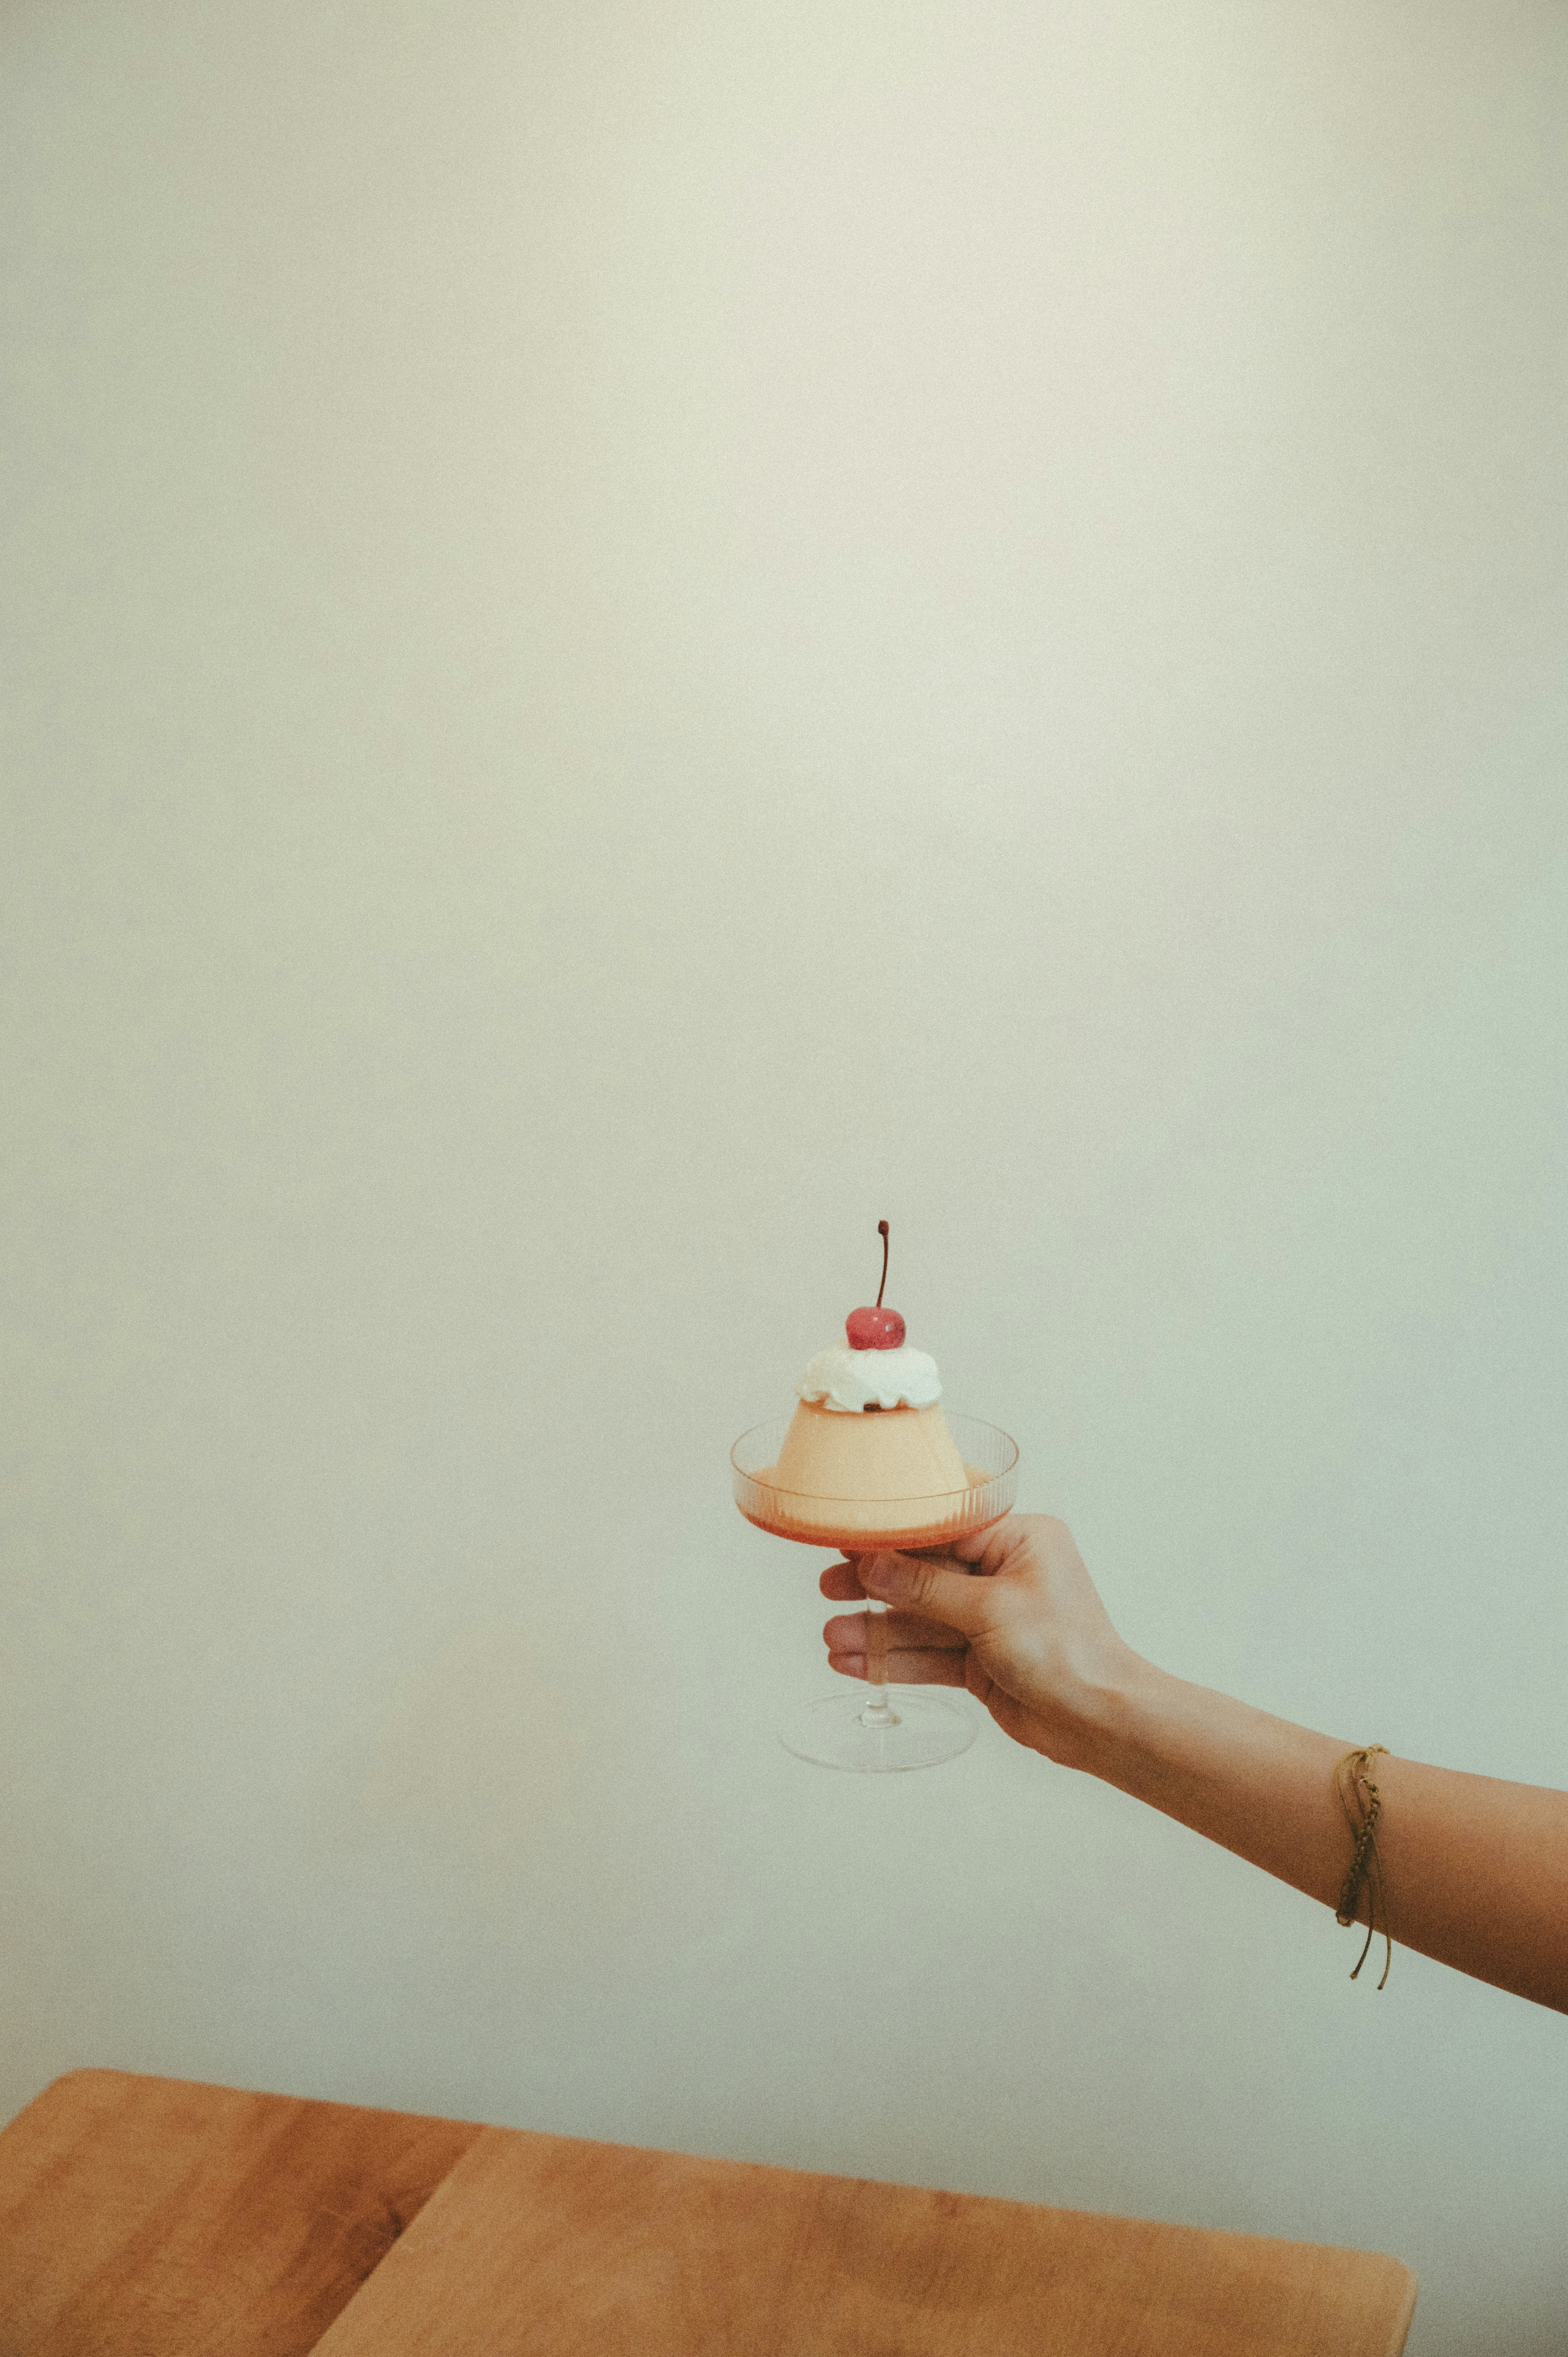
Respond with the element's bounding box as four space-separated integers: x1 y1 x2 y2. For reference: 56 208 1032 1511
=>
3 2 1566 2347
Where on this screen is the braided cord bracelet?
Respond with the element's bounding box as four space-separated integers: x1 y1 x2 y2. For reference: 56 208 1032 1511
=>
1335 1744 1392 1988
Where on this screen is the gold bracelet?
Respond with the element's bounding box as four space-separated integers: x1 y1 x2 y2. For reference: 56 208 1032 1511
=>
1335 1745 1392 1988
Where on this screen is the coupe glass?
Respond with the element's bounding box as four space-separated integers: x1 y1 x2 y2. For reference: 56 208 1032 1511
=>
731 1411 1020 1771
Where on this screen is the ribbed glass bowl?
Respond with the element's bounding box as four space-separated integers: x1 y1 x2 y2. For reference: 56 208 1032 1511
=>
731 1410 1019 1555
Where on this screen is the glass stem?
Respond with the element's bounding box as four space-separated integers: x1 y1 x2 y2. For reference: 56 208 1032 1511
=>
860 1591 898 1728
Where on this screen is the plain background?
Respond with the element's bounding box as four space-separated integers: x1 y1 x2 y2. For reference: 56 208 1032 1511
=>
3 2 1566 2348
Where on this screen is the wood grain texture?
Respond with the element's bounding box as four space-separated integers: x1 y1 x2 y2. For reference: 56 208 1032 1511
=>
0 2068 482 2357
314 2124 1418 2357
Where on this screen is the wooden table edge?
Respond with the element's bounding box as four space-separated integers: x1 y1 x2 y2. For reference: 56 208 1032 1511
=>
0 2074 1421 2357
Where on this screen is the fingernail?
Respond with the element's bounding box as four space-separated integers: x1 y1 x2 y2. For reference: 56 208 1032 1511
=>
862 1552 910 1595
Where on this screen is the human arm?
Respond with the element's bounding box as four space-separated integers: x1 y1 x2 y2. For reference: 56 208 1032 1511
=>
822 1516 1568 2014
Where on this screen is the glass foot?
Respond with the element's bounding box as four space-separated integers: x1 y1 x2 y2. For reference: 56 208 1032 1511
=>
777 1690 980 1772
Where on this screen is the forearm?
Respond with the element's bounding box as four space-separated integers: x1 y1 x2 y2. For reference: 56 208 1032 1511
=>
1075 1659 1568 2014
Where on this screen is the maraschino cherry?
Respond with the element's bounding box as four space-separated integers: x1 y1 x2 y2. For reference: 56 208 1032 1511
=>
845 1220 906 1350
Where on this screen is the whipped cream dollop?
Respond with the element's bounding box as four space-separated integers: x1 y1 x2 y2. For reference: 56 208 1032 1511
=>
799 1343 942 1413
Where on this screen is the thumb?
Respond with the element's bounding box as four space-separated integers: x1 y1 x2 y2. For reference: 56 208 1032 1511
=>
858 1550 998 1633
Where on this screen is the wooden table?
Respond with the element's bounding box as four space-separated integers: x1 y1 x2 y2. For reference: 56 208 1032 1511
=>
0 2069 1416 2354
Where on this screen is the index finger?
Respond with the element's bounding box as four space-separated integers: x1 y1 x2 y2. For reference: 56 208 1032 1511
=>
819 1542 991 1601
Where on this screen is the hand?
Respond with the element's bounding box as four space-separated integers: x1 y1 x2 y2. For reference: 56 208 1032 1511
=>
821 1513 1140 1766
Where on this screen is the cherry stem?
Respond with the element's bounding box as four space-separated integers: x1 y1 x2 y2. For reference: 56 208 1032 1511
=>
876 1220 889 1307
